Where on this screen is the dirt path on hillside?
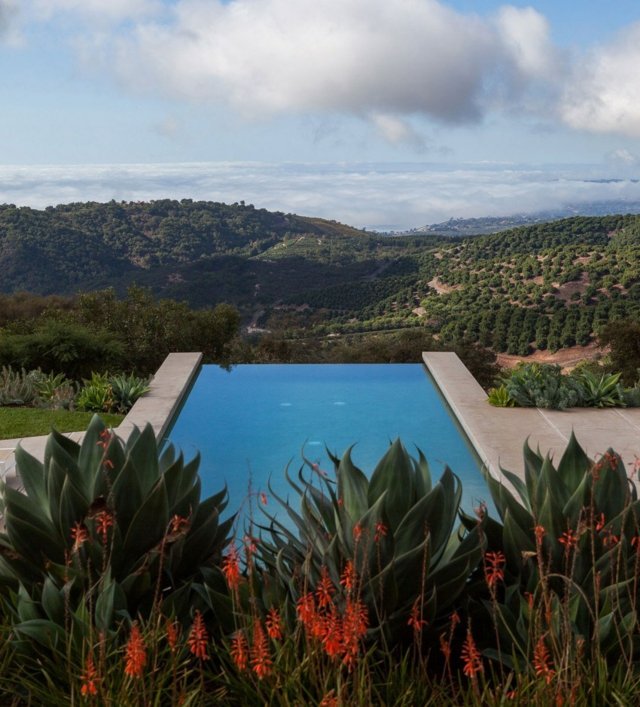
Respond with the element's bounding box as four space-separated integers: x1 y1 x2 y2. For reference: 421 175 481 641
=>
497 342 606 371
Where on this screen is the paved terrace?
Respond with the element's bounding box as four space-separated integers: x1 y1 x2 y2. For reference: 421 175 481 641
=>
423 352 640 483
0 352 202 489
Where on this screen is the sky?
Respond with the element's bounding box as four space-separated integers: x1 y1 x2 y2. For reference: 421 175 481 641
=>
2 0 640 229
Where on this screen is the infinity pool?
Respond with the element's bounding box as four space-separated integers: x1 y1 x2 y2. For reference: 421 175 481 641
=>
165 364 489 521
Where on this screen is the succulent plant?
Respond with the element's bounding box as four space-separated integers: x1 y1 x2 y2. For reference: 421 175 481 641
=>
570 369 625 408
466 433 640 669
487 384 514 407
254 439 485 649
109 373 151 413
0 366 39 407
0 415 234 647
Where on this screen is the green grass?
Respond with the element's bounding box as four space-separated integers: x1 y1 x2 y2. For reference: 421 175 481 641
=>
0 407 124 439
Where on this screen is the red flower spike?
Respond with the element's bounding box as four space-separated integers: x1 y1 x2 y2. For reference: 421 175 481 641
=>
296 592 317 632
222 546 241 591
94 510 114 545
340 560 356 594
558 529 578 550
322 605 343 658
80 653 99 697
460 628 483 679
265 607 283 641
70 522 89 553
534 636 555 684
230 631 249 672
124 623 147 679
166 619 180 653
187 610 209 661
374 521 388 543
259 492 268 506
316 567 334 609
352 523 363 542
250 621 272 679
484 550 506 589
407 597 427 634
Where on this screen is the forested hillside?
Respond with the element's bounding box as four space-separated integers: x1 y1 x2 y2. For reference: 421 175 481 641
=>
2 200 640 358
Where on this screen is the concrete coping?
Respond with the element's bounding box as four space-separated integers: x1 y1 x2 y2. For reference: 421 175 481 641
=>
423 351 640 485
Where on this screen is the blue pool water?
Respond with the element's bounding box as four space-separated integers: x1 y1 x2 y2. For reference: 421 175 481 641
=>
165 364 490 521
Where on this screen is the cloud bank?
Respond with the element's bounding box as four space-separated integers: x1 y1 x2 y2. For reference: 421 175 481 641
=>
2 162 640 231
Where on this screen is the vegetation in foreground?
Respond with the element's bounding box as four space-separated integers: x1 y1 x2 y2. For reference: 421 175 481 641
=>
0 417 639 704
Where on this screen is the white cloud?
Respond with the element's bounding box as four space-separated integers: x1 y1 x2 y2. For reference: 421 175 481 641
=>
2 162 640 231
0 0 23 45
561 23 640 137
31 0 159 23
370 114 426 150
114 0 557 132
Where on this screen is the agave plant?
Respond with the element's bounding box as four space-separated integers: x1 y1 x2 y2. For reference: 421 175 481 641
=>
0 416 234 648
487 384 514 408
109 373 151 414
254 439 485 649
466 433 640 671
570 369 625 408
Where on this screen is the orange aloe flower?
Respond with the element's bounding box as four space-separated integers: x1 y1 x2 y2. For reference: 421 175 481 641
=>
250 621 272 679
407 597 427 634
187 610 209 661
80 653 99 698
70 522 89 553
316 567 334 609
534 524 546 543
265 607 283 640
460 628 483 678
339 560 356 594
533 636 555 684
124 623 146 679
296 591 317 631
374 521 388 543
352 523 363 542
166 619 180 653
484 550 506 589
319 691 339 707
230 631 249 672
94 510 114 545
341 597 368 669
322 605 343 658
222 546 241 592
558 529 578 551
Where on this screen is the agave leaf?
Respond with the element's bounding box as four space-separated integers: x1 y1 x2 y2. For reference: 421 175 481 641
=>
412 447 432 497
45 457 68 524
77 415 108 487
57 475 90 540
337 446 369 522
368 439 414 530
522 439 543 502
14 447 49 521
561 473 590 525
41 577 64 624
95 581 116 633
45 429 79 471
557 431 592 495
14 619 65 649
159 442 176 473
179 496 221 570
503 509 535 570
111 457 144 534
498 466 531 511
122 477 170 567
126 424 160 496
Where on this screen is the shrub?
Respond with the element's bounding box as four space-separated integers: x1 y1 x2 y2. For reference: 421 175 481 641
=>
465 433 640 677
503 362 580 409
487 384 513 407
0 416 235 647
0 366 39 407
109 373 151 414
76 372 114 412
253 439 485 652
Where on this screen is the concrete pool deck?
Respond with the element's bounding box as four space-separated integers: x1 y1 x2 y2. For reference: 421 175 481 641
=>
423 352 640 482
0 352 202 488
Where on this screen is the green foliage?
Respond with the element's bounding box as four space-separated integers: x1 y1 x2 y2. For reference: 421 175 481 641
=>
503 363 580 409
487 384 514 407
470 433 640 670
599 319 640 386
0 366 39 407
76 372 114 412
0 320 124 380
0 416 234 641
255 439 485 649
571 369 625 407
109 373 151 414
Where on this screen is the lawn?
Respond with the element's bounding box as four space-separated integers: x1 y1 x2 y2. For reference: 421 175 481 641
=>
0 407 124 439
